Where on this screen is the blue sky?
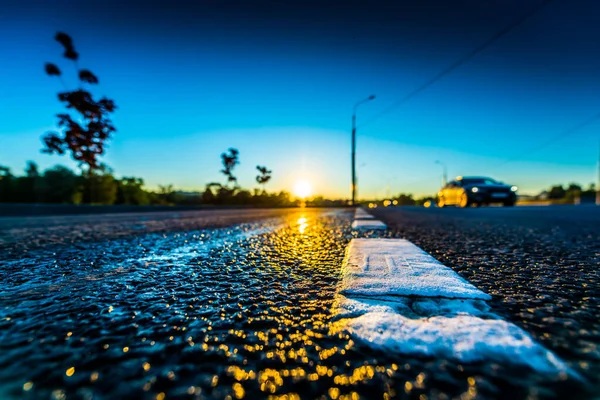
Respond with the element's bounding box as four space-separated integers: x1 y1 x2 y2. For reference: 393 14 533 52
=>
1 0 599 198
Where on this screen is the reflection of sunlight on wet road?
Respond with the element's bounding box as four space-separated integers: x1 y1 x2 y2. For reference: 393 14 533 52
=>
0 208 364 400
1 207 587 399
297 216 308 234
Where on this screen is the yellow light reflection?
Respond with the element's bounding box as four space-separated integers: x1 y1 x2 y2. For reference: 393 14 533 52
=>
297 217 308 233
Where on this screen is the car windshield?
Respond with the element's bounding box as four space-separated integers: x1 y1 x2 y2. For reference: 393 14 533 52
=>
460 178 498 185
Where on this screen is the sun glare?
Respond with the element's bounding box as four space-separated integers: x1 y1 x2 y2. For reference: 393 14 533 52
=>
293 180 312 199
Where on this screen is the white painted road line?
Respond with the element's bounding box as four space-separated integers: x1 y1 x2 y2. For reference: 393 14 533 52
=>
354 208 375 220
334 238 579 378
352 208 386 230
334 300 570 375
341 239 490 300
351 219 387 230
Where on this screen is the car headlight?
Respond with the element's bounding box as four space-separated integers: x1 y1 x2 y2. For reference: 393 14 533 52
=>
511 186 518 192
471 187 479 193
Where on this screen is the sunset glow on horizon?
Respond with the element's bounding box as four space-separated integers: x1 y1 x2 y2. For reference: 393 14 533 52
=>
293 180 312 199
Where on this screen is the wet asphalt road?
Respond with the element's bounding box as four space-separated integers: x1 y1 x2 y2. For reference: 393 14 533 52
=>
0 206 598 399
0 209 297 253
372 205 600 394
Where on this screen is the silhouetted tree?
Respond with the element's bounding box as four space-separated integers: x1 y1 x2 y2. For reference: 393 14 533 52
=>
0 166 13 202
25 161 39 178
37 165 78 203
256 165 272 193
234 189 252 204
272 191 293 207
156 184 175 204
564 183 582 201
201 186 217 205
548 185 566 199
154 185 190 205
116 177 149 205
220 148 239 187
582 183 596 197
13 162 40 203
42 32 117 171
79 165 117 204
393 193 416 206
201 182 221 204
217 186 236 204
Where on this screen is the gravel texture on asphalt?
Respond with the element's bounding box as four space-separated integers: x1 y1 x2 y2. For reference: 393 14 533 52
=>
0 209 296 253
0 207 596 399
371 205 600 397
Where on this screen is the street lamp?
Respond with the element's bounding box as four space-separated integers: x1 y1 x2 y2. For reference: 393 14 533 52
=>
435 160 448 186
351 94 376 205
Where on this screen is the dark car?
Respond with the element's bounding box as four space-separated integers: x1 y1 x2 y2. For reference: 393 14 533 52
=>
437 176 517 208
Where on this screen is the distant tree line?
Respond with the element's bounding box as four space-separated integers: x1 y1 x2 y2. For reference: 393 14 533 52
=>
0 160 282 206
0 160 290 206
0 161 348 207
545 183 596 200
0 162 156 205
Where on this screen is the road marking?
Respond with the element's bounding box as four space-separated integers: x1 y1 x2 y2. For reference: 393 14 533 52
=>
354 208 375 220
341 239 490 300
351 219 387 230
334 238 579 378
333 299 570 376
352 208 387 230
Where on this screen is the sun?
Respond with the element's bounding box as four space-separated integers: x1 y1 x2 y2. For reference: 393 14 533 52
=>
293 180 312 199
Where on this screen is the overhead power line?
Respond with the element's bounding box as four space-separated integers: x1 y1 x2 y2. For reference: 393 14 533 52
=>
492 111 600 169
359 0 554 129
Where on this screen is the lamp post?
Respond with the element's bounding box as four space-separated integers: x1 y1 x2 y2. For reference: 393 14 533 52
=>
351 95 376 205
435 160 448 186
